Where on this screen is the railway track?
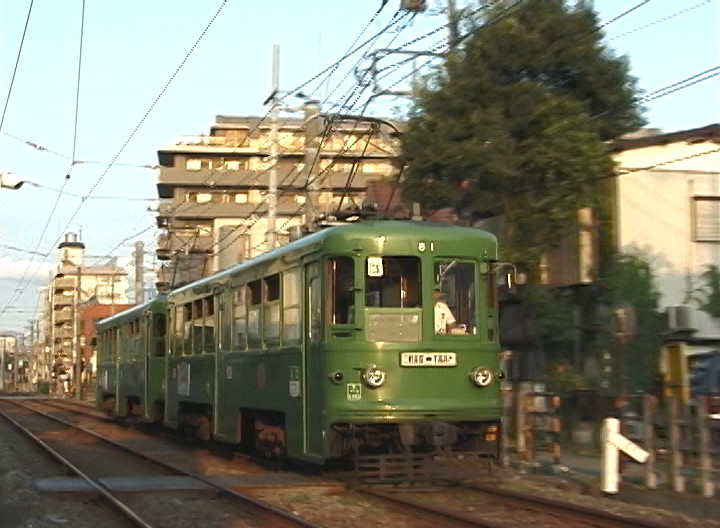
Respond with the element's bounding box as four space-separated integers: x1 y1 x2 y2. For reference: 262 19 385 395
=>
2 397 689 528
357 484 680 528
0 398 327 528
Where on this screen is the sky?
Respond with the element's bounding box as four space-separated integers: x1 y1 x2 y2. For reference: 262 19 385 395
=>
0 0 718 332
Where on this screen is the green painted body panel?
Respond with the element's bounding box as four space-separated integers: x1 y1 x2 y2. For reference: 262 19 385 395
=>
96 296 167 418
104 222 501 463
164 355 215 428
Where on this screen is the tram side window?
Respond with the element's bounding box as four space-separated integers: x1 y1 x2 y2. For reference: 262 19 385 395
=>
309 277 321 343
247 280 262 346
174 306 184 355
433 260 476 336
192 299 204 353
283 269 301 342
264 274 281 345
183 304 193 355
329 257 354 324
232 286 247 350
153 314 166 357
203 297 215 353
366 256 421 308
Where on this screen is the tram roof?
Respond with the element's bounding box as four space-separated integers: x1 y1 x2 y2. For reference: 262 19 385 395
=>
170 221 498 299
97 295 167 329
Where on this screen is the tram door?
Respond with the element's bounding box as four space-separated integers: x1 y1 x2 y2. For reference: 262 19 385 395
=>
304 261 323 455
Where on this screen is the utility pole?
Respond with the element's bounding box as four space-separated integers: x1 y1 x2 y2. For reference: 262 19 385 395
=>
49 278 56 381
0 336 5 392
303 100 322 230
73 266 83 401
266 45 280 251
135 241 145 304
448 0 459 49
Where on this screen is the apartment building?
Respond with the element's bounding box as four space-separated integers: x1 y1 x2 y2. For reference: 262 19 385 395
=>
154 107 400 288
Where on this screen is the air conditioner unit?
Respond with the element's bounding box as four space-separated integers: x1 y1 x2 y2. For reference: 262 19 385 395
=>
666 305 696 332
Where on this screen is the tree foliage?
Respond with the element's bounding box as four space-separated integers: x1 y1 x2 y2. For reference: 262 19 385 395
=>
401 0 644 270
596 254 664 394
693 265 720 318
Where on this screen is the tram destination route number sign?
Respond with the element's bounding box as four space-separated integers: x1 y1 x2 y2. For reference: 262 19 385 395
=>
401 352 457 367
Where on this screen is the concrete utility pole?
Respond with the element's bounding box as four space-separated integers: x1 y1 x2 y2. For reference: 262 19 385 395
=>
303 100 322 229
135 241 145 304
0 337 5 391
266 45 281 251
73 266 83 401
448 0 459 49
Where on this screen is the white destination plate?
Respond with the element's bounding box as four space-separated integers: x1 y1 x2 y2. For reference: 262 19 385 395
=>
401 352 456 367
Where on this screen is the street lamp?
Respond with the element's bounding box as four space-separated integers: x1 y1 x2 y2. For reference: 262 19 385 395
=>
0 171 24 190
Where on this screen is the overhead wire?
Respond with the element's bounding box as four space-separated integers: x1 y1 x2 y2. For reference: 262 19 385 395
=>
608 0 713 42
0 0 229 323
157 6 412 260
0 0 34 132
0 0 84 320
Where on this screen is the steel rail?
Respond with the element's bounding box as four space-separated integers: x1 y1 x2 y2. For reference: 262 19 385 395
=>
0 404 155 528
358 487 509 528
467 482 677 528
3 398 327 528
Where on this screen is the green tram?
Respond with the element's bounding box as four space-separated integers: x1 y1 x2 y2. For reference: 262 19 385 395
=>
163 221 503 463
96 296 167 421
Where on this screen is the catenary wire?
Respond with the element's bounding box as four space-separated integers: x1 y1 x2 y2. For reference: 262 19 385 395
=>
0 0 229 322
0 0 34 132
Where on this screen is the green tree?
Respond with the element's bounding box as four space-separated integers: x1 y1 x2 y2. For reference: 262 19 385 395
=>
693 265 720 319
401 0 644 271
596 254 664 394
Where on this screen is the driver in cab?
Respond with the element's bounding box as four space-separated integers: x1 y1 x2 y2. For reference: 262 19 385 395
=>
434 288 465 335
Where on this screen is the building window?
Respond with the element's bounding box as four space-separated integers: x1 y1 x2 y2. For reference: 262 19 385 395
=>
235 193 248 204
186 159 201 171
693 196 720 242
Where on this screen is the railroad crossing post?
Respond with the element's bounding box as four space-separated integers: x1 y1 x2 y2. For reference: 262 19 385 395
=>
601 417 649 494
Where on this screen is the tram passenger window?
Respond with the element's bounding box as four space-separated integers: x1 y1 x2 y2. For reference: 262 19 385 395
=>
203 297 215 353
283 270 301 342
433 260 477 336
183 304 194 354
365 257 421 308
248 280 262 346
192 299 204 353
174 306 184 355
264 274 281 344
233 286 247 350
309 277 321 343
329 257 354 324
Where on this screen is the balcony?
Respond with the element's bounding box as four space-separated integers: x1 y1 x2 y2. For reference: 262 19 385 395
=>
156 231 213 260
156 199 303 221
54 327 73 340
54 310 73 324
155 161 397 198
53 294 73 307
54 277 76 292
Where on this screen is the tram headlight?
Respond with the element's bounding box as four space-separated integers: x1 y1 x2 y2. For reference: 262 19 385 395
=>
470 366 493 387
362 366 386 388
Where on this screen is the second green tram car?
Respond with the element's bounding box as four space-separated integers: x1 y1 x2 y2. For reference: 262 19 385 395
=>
96 296 167 421
98 221 504 463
